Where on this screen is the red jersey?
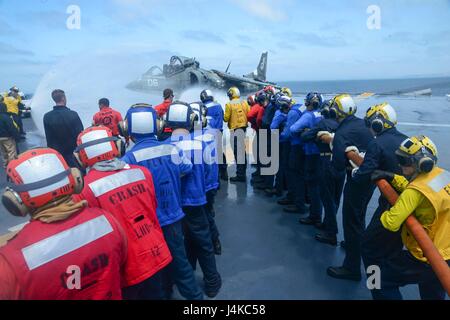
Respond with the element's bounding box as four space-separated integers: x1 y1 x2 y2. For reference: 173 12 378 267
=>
0 207 127 300
93 107 123 136
247 104 265 130
78 165 172 287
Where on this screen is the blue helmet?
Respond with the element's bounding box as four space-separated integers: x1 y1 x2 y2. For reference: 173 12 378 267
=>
125 103 160 139
165 101 197 131
276 95 293 111
305 92 323 109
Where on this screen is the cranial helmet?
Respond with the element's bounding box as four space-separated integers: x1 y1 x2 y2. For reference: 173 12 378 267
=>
74 126 123 168
2 148 83 217
396 135 438 174
165 101 198 131
200 89 214 103
122 103 163 140
365 102 398 134
227 87 240 100
330 94 357 119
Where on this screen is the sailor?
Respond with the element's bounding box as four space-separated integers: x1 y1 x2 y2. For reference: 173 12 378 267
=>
224 87 250 183
165 101 222 298
0 98 20 168
291 92 324 226
190 101 222 256
155 88 175 140
92 98 124 137
266 94 292 197
0 148 127 300
351 103 408 298
278 99 308 214
200 89 226 181
302 99 344 246
120 104 203 300
374 135 450 300
74 126 172 300
249 92 268 185
326 94 375 281
257 88 279 191
3 86 25 139
43 89 84 168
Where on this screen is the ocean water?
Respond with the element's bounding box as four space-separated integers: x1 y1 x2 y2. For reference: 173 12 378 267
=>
281 77 450 96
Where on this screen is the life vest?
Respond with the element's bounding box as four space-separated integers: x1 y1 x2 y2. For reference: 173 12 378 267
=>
3 95 21 115
225 99 249 130
82 165 172 286
93 107 122 136
0 207 126 300
403 167 450 262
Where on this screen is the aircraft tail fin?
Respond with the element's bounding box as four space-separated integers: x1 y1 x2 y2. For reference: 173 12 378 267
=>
244 52 268 81
256 52 268 81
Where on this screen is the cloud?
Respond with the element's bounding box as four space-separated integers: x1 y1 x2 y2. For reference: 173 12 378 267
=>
0 18 14 35
17 10 68 30
180 30 226 44
384 30 450 46
237 34 253 43
320 19 349 31
286 32 348 47
277 41 296 50
0 42 34 56
230 0 287 21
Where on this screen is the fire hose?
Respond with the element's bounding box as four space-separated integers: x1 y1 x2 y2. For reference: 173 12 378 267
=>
346 150 450 295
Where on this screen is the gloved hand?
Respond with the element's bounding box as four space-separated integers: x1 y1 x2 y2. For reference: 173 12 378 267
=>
345 146 359 154
317 131 332 138
371 170 395 182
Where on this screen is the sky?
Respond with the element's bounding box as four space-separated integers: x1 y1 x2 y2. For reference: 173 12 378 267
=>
1 0 450 92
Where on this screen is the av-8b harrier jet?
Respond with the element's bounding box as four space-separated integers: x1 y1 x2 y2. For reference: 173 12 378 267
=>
126 52 279 94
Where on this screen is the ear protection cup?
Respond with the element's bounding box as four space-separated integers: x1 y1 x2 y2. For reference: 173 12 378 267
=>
329 107 337 120
371 118 384 134
418 156 436 173
73 151 85 169
156 117 165 135
115 139 125 157
118 120 128 138
201 108 207 128
2 188 28 217
190 113 199 131
70 168 84 194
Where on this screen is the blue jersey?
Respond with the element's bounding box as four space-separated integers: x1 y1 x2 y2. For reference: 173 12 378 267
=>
270 110 288 143
204 101 224 131
170 133 208 207
291 110 323 155
121 137 192 227
280 104 305 146
195 129 219 192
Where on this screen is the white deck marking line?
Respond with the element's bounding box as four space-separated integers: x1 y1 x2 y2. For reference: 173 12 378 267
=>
398 122 450 128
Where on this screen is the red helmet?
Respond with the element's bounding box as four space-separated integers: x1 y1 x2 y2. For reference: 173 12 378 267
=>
75 126 121 168
263 86 276 96
247 95 256 106
4 148 83 214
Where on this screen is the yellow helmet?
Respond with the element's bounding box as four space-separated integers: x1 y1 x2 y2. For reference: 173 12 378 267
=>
330 94 357 119
227 87 240 100
10 86 19 93
396 135 438 173
365 102 397 133
281 87 292 98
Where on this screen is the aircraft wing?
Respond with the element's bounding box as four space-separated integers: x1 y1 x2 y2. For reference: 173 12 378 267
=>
212 70 280 89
